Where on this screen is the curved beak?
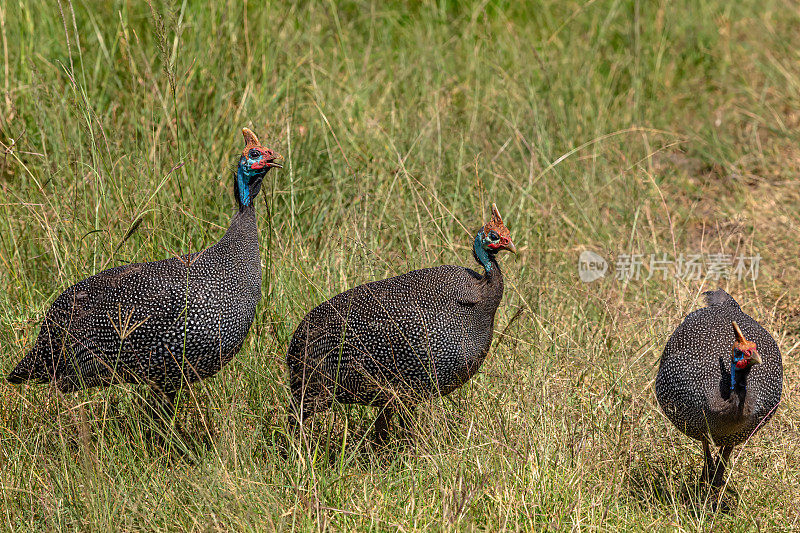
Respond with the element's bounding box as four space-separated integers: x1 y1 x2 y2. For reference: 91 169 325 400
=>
267 153 284 169
750 349 762 365
504 240 517 254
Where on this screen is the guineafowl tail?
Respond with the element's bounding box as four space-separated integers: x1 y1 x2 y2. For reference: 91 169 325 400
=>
7 349 53 384
8 356 37 383
703 289 736 307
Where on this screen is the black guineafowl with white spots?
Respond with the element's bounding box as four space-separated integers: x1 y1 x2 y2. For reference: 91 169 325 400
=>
7 128 282 418
655 289 782 487
286 204 517 442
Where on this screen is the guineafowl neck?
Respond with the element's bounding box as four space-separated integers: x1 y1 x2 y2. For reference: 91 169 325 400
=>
472 236 504 302
473 234 496 274
731 363 753 392
234 164 266 211
482 256 504 305
215 205 259 252
719 363 756 416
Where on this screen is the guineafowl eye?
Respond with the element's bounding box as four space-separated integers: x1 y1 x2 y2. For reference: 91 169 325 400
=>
488 230 499 241
248 149 261 159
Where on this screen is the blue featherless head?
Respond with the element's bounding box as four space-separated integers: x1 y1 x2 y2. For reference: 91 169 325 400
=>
235 127 283 207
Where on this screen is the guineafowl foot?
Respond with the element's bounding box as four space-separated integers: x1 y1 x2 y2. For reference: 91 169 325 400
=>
286 393 332 438
702 484 738 514
141 388 181 443
286 409 303 437
699 461 728 491
700 463 726 487
373 407 393 446
270 430 292 461
373 403 416 448
146 388 177 421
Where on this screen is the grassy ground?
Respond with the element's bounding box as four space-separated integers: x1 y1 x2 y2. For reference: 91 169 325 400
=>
1 0 799 530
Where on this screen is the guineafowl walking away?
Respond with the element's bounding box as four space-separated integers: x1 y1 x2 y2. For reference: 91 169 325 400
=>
7 128 282 421
656 289 782 489
286 204 516 443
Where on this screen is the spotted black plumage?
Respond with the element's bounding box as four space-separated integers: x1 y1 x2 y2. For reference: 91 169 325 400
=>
7 128 282 415
655 289 782 487
287 204 516 442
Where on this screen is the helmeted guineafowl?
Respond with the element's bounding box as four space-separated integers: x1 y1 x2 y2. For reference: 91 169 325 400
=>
655 289 782 487
286 204 516 442
7 128 282 418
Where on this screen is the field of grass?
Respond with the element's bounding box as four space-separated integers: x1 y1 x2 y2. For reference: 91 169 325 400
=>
1 0 799 530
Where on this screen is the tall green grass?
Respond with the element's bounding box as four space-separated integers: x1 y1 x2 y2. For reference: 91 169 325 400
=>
1 0 798 530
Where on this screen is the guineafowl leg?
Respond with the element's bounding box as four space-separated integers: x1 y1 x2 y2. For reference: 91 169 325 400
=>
396 403 415 441
141 387 179 445
374 406 394 445
146 387 177 424
700 440 716 484
287 389 331 435
287 396 302 432
711 445 734 488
